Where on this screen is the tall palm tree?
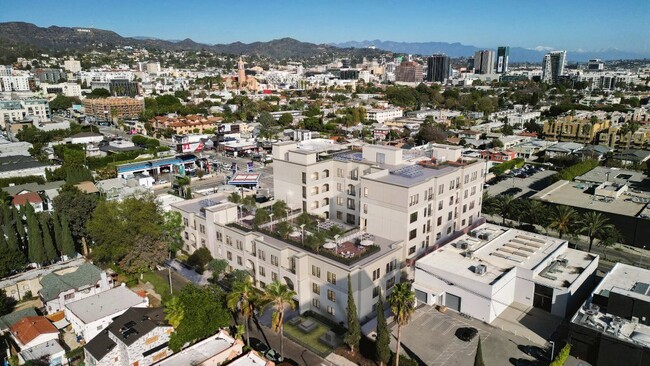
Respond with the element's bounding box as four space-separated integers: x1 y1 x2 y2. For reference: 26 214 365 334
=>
388 283 415 366
227 275 256 346
163 297 184 328
262 280 297 360
580 211 613 253
548 205 577 239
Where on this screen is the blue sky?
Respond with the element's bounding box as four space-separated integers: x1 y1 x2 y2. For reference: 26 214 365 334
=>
2 0 648 52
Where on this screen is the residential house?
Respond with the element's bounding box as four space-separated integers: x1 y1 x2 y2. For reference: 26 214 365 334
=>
611 149 650 166
572 145 612 161
544 142 584 159
84 307 173 366
0 155 60 179
39 263 114 314
0 258 86 302
64 285 149 343
480 149 517 163
153 330 243 366
10 316 68 365
11 192 44 212
225 351 275 366
2 180 65 212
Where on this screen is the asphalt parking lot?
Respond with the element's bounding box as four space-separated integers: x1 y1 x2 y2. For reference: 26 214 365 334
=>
485 168 557 199
397 305 546 366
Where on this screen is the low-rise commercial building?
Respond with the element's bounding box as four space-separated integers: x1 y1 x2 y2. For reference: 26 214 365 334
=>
569 263 650 365
414 223 599 323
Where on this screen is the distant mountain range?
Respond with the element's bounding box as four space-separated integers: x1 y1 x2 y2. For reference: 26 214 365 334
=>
0 22 646 65
0 22 383 63
333 40 649 63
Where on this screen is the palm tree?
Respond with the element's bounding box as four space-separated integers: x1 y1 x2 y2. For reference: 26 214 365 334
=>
580 211 613 253
496 194 515 225
227 275 256 346
262 280 296 359
388 283 415 366
163 297 184 328
548 205 577 239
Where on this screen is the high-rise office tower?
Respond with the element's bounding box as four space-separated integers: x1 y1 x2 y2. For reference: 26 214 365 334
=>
395 61 423 82
541 50 567 84
496 46 510 74
473 50 495 74
426 54 451 83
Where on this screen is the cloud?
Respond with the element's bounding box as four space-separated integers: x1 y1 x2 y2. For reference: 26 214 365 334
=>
528 46 555 52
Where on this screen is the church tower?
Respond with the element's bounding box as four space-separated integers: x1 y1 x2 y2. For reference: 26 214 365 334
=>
237 57 246 88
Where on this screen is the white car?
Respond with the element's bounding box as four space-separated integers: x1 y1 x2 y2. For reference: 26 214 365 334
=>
157 179 169 184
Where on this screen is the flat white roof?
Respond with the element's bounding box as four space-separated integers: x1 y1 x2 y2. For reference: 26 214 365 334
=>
417 223 569 285
227 351 269 366
155 331 237 366
65 285 146 323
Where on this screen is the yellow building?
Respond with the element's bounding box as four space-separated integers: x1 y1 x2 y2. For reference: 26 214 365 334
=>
599 124 650 149
543 117 610 143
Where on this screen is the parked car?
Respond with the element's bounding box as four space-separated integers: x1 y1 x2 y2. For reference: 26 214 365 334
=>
157 179 169 184
456 327 478 342
248 337 269 354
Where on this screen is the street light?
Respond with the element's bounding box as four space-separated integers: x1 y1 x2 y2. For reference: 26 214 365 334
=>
639 245 647 268
549 341 555 361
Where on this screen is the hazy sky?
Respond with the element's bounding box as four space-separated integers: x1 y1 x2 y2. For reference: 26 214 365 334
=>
2 0 649 52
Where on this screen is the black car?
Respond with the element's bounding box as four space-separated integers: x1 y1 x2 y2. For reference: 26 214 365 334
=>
456 327 478 342
514 358 542 366
248 337 269 354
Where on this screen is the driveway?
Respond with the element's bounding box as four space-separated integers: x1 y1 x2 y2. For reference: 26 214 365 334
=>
397 305 546 366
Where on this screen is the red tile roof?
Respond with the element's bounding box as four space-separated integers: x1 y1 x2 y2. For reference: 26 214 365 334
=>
12 192 42 206
10 316 57 345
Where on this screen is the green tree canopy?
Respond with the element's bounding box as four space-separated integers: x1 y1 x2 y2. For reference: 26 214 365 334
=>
168 284 230 352
375 290 391 366
344 274 361 354
53 185 97 244
87 193 167 273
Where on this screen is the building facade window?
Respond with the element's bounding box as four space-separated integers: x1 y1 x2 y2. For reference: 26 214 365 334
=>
312 265 321 278
327 289 336 302
327 272 337 285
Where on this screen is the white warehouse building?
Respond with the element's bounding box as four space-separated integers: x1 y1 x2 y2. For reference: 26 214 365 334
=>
414 223 599 323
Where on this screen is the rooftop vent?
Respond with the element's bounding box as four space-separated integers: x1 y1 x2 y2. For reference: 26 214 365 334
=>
474 264 487 275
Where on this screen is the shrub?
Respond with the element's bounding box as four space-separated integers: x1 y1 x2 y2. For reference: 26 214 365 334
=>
0 176 45 188
489 158 525 176
186 247 213 272
550 343 571 366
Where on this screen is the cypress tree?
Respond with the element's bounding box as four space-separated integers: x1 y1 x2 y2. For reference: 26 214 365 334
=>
1 205 11 227
13 206 26 242
61 216 76 258
345 274 361 354
26 205 45 265
40 215 58 262
474 336 485 366
52 212 63 252
375 289 391 366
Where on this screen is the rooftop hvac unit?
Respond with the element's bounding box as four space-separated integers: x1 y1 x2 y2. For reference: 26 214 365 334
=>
469 230 479 238
454 240 468 250
474 264 487 275
464 250 474 259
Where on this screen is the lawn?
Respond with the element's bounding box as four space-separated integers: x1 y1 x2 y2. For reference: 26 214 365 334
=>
283 317 338 356
141 271 175 302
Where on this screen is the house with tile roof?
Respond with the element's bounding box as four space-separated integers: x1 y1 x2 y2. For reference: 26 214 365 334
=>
9 316 68 365
10 316 58 349
84 307 172 366
11 191 44 212
39 263 113 314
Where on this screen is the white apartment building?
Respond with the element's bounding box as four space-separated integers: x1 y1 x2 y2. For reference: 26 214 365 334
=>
0 75 30 92
79 69 134 84
171 193 404 325
414 223 599 323
0 99 51 126
366 108 404 123
273 142 484 260
63 58 82 73
172 142 484 325
41 82 82 97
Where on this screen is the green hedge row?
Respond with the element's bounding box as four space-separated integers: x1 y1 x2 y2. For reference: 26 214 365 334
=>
0 175 45 188
555 159 598 181
489 158 525 176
